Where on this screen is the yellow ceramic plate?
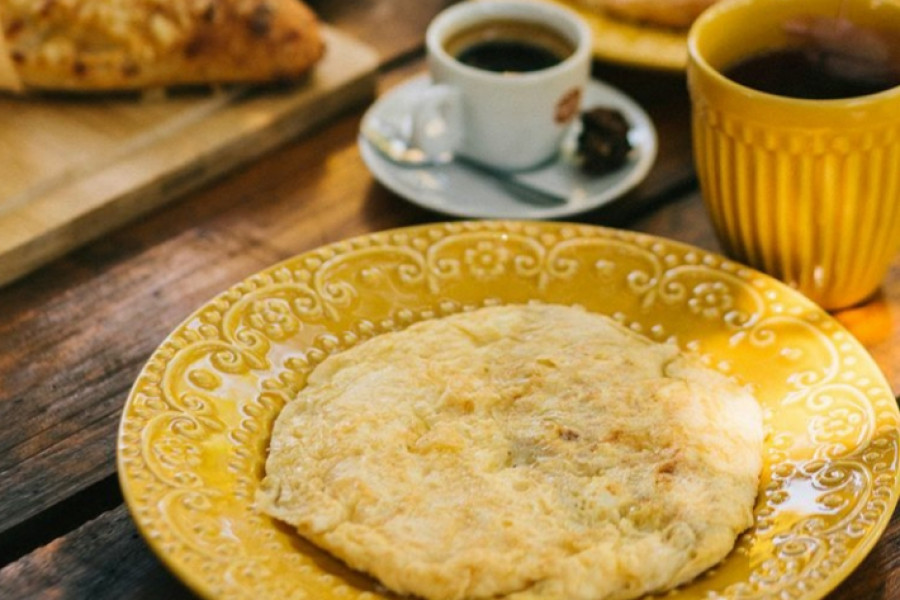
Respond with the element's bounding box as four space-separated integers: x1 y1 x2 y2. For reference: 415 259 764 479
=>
540 0 688 71
118 221 899 600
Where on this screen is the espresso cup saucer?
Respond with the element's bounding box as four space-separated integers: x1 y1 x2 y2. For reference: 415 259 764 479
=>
358 74 657 220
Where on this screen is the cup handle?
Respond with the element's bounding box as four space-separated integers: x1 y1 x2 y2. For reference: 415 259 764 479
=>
407 84 463 162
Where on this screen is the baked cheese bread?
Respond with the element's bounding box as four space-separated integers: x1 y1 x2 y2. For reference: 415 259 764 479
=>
258 303 763 600
0 0 324 92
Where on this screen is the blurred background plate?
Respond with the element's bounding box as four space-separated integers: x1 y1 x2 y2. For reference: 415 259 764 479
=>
540 0 688 71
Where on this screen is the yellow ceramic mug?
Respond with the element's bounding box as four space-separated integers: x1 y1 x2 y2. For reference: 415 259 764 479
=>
687 0 900 310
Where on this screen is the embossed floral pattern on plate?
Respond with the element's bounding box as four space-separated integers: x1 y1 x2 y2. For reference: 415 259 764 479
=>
117 221 900 600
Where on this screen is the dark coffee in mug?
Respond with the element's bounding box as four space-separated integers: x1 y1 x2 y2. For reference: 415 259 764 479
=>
724 47 900 99
444 19 575 73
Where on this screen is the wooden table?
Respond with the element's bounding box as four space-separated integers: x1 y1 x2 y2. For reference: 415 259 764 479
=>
1 1 898 598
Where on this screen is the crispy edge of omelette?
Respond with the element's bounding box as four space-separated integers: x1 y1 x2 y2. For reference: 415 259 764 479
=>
256 303 763 600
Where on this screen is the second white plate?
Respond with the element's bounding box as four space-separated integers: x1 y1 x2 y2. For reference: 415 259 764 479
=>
358 74 657 220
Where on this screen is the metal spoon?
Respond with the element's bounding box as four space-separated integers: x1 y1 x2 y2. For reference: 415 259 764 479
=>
360 113 569 206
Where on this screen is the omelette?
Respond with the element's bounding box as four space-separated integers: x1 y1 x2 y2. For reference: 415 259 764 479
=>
257 303 763 600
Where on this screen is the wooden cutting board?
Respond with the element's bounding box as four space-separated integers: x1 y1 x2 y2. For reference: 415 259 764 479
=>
0 26 379 288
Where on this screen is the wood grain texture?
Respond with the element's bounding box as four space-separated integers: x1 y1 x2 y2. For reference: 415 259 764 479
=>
2 494 899 599
0 27 379 288
0 111 404 539
0 0 460 545
1 1 899 599
0 10 704 548
309 0 457 61
0 506 195 600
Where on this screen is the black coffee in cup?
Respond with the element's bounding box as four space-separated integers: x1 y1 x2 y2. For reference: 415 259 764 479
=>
444 19 575 73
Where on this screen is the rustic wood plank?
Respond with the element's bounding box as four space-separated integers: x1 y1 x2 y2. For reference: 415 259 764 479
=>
0 0 459 290
0 109 435 545
2 5 898 600
2 498 898 599
629 188 718 250
0 39 707 550
0 505 195 600
829 519 900 599
0 27 379 288
311 0 457 62
586 62 695 222
0 476 122 568
0 0 456 542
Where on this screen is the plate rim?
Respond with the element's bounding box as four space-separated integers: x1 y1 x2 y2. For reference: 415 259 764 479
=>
358 74 658 220
117 220 900 600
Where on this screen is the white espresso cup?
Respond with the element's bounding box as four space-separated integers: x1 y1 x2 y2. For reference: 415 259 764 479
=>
414 0 592 171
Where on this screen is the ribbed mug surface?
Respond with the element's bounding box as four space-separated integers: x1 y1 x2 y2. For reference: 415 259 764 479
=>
688 0 900 309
